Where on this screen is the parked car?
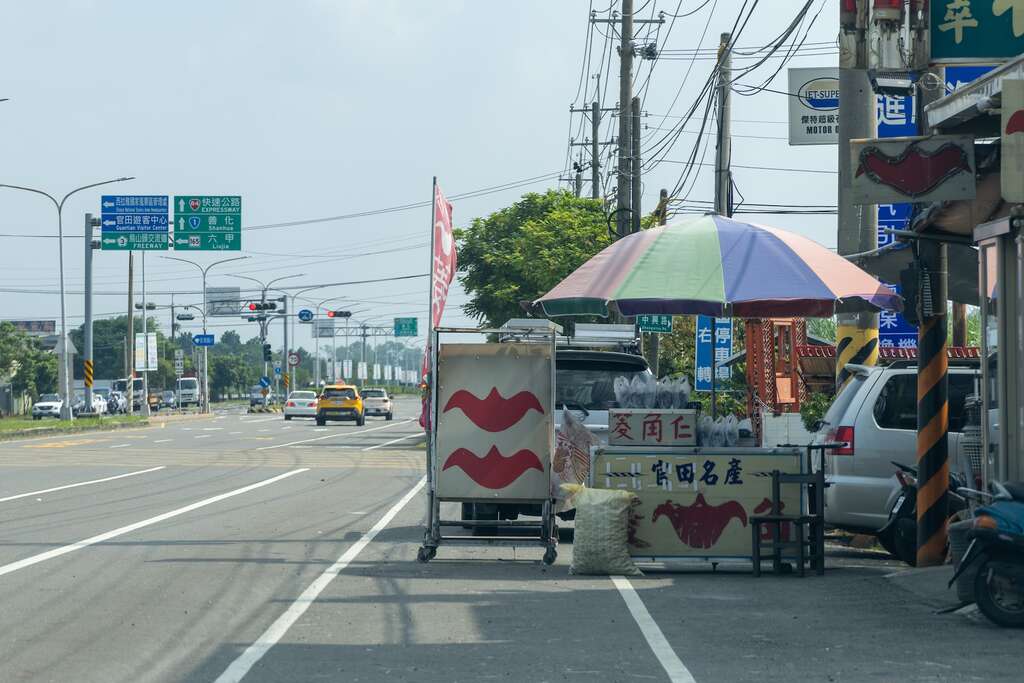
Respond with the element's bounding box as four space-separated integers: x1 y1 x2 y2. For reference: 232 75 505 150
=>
283 390 318 420
361 388 393 420
161 390 177 408
813 360 981 538
554 348 652 443
316 384 364 426
32 393 63 420
249 386 276 407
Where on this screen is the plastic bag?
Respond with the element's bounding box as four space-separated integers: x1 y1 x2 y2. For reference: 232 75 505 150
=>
655 377 675 408
676 376 692 408
709 417 727 447
552 409 600 508
724 414 739 447
613 376 632 408
630 374 657 409
561 484 641 576
698 415 714 446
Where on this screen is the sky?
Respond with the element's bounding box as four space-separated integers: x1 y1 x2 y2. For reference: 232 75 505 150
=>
0 0 840 364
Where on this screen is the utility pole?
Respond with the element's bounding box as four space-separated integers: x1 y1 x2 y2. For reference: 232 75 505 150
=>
140 252 150 417
281 296 289 396
574 162 583 198
836 1 879 387
126 252 134 415
83 213 97 412
616 0 634 239
591 101 601 199
631 95 642 234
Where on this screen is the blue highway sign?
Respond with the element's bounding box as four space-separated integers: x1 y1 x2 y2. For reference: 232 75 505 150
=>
258 376 271 388
298 309 314 322
192 334 215 347
101 195 169 251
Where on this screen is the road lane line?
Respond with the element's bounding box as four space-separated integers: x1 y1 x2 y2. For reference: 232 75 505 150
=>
153 439 173 444
257 419 414 450
109 444 130 449
195 434 212 439
611 576 696 683
242 416 280 423
215 476 426 683
203 427 224 431
0 466 167 503
0 468 308 578
229 431 243 435
362 432 425 451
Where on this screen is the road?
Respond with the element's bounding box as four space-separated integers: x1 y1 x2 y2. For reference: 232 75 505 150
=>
0 395 1017 682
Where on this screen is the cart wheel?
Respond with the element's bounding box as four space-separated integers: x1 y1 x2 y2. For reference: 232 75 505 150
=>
543 548 557 566
417 546 436 563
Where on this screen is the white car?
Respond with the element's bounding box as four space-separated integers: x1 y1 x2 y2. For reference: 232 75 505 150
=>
283 390 318 420
361 388 393 420
32 393 63 420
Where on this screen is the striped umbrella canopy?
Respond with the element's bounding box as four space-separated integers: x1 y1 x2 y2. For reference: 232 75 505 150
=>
535 215 901 318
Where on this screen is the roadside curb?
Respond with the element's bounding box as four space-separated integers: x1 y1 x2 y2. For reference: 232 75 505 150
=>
0 419 152 442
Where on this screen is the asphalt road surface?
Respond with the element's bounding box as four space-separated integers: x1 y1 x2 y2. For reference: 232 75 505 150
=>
0 396 1017 682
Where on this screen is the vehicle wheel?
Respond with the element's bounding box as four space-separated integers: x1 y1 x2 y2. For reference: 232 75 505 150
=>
386 412 393 421
877 527 899 558
284 415 292 421
33 415 41 421
543 548 557 565
357 413 365 427
974 554 1024 627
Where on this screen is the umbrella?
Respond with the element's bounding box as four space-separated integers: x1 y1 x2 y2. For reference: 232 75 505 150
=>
535 214 902 318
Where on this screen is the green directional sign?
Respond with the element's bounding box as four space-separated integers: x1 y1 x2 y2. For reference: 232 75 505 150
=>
931 0 1024 60
637 314 672 333
394 317 418 337
173 232 241 251
100 232 170 251
173 195 242 251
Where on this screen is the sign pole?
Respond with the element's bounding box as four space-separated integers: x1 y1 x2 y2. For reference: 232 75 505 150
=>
84 213 95 413
426 176 438 514
141 251 150 417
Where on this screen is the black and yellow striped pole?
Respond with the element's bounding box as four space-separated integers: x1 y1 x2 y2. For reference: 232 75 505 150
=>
916 242 949 567
835 321 879 386
83 359 94 391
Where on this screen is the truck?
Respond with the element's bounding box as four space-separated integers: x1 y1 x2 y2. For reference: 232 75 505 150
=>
112 377 145 411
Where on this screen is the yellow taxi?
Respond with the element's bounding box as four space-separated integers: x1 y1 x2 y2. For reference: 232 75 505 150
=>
316 384 365 426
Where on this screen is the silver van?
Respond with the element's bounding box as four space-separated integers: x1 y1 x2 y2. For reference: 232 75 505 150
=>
814 361 980 535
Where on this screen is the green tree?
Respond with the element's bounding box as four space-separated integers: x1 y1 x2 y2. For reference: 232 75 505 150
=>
457 190 610 328
0 322 58 398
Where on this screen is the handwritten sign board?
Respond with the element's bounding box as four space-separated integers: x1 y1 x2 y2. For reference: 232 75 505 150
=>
592 447 802 559
608 409 698 447
435 343 553 501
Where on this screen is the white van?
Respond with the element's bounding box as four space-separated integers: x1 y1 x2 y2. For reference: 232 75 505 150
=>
176 377 200 407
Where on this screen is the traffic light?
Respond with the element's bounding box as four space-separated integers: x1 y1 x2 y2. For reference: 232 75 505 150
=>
248 302 277 311
326 310 351 318
262 343 272 361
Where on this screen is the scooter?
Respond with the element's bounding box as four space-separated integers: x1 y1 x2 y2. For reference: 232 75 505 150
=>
878 461 968 566
949 481 1024 627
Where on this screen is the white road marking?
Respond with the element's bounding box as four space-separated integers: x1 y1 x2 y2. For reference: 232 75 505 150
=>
258 429 269 433
242 416 280 424
203 427 224 431
362 432 425 451
314 428 328 432
214 476 425 683
611 576 696 683
229 431 242 436
153 439 173 444
257 419 414 451
0 466 166 503
182 428 193 432
195 434 212 439
0 469 308 578
110 444 130 449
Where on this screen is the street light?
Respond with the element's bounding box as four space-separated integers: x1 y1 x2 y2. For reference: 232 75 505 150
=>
160 255 250 413
0 177 134 419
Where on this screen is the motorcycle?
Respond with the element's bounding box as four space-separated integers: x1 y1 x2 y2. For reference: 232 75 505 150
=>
878 461 968 566
949 481 1024 627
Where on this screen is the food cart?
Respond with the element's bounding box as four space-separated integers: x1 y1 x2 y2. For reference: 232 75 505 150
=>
534 214 903 570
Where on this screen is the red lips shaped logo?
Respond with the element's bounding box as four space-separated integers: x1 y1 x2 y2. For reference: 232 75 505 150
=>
443 387 544 432
855 142 972 198
652 494 748 549
442 446 544 488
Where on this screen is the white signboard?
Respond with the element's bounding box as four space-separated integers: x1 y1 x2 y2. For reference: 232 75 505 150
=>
134 333 158 371
313 319 335 339
850 134 976 205
357 362 368 380
373 363 381 379
435 343 553 501
207 286 242 316
788 67 839 146
343 359 352 377
1003 79 1024 204
384 365 392 381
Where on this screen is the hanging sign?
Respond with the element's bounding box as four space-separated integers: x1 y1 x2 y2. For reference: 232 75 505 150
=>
788 67 839 146
1002 79 1024 203
931 0 1024 61
850 135 976 205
